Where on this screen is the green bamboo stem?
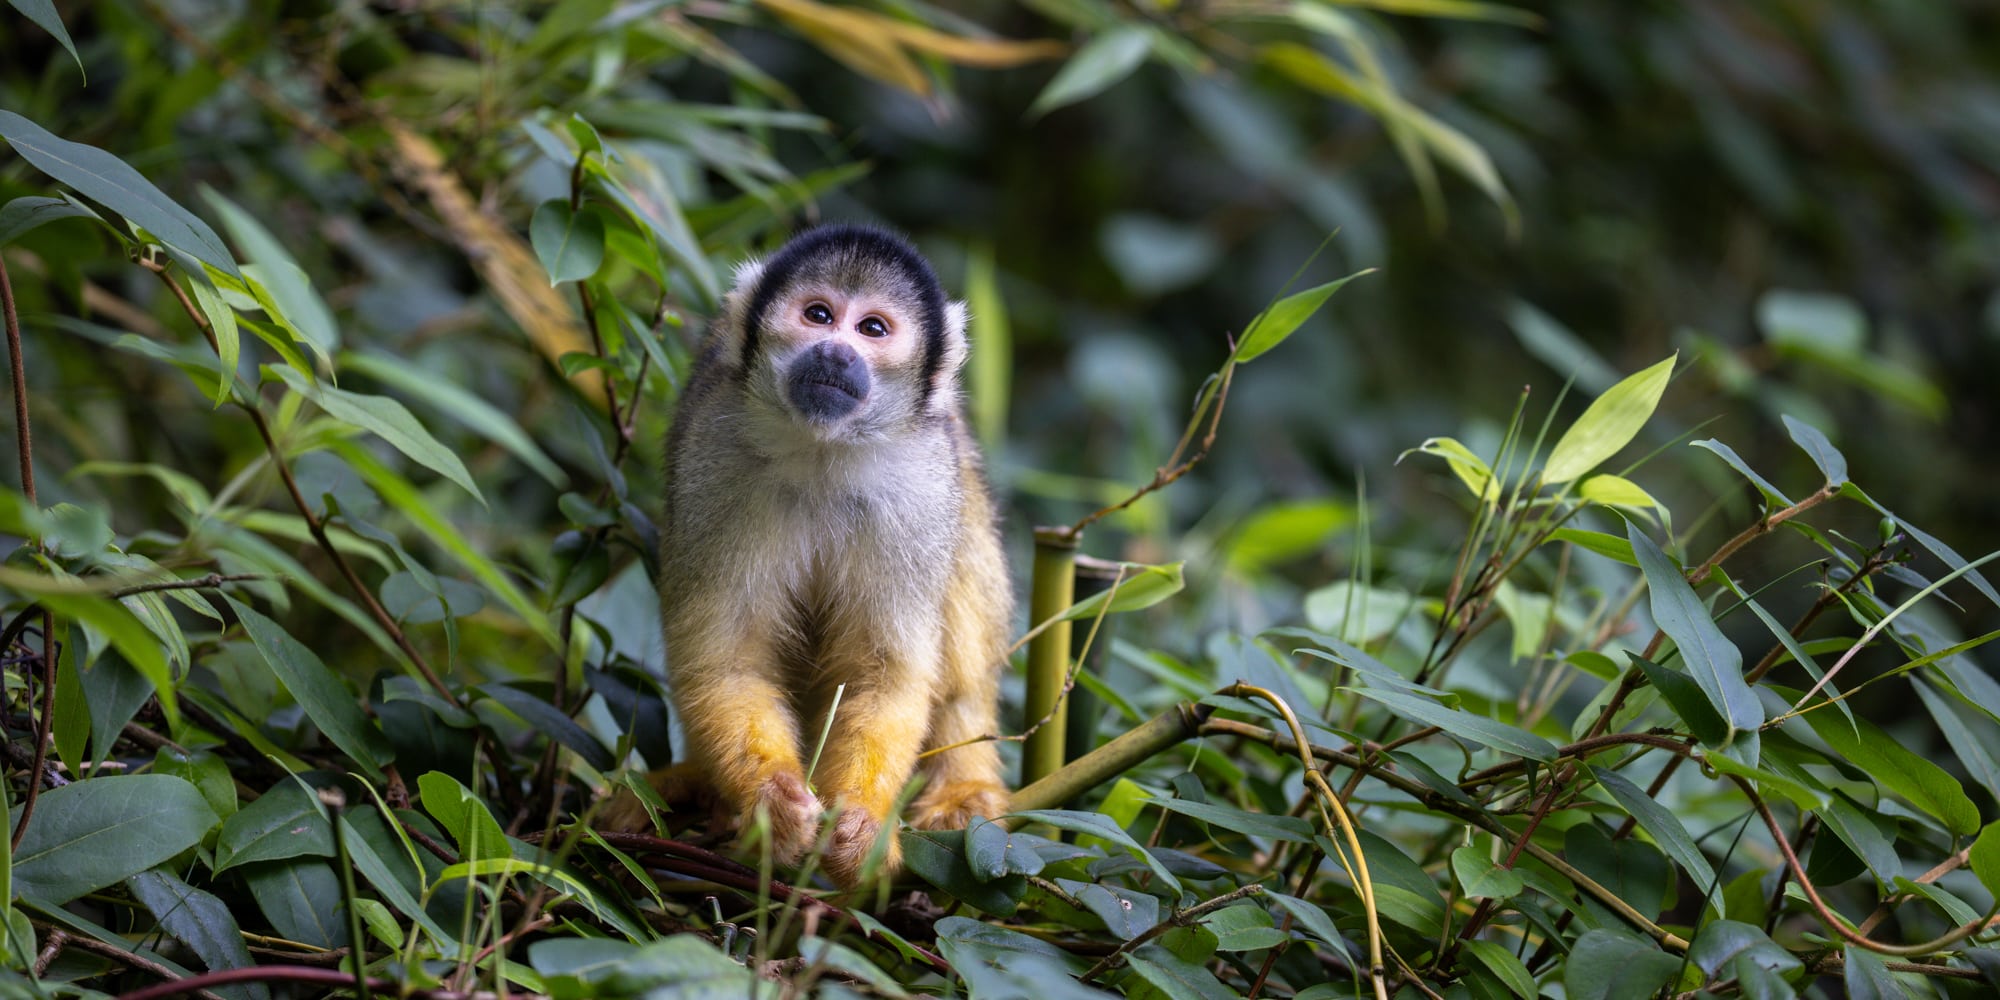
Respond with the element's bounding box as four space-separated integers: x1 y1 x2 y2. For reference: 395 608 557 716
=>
1021 526 1079 785
1009 702 1213 818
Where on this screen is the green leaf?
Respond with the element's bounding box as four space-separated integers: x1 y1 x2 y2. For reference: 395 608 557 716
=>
36 590 177 730
1058 561 1185 621
1225 499 1353 573
1969 822 2000 899
0 195 94 245
1691 438 1794 506
205 190 339 360
213 780 334 872
342 351 569 488
418 771 510 863
1126 948 1236 1000
1461 939 1535 999
1545 527 1637 566
900 829 1027 915
0 112 236 275
1403 436 1497 503
964 817 1045 882
1587 765 1718 911
1027 26 1153 119
1564 928 1680 1000
223 596 395 779
1235 269 1374 363
7 0 84 76
240 859 342 950
1781 415 1847 486
11 775 218 904
475 682 615 771
1006 809 1183 895
1350 687 1558 761
1703 751 1827 811
273 366 484 504
530 200 607 285
1806 710 1980 835
186 267 242 406
1201 904 1287 952
1542 353 1675 484
1842 946 1905 1000
154 748 237 823
1686 920 1799 981
1148 795 1316 844
1577 474 1667 526
126 871 268 1000
1450 846 1523 900
1627 522 1762 745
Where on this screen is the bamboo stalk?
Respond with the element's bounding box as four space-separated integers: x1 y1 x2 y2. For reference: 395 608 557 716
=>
1021 527 1079 785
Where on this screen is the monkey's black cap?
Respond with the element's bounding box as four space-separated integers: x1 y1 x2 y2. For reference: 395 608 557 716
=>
742 224 951 399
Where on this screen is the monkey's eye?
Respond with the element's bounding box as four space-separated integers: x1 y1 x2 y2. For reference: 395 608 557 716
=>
803 303 835 325
858 316 890 338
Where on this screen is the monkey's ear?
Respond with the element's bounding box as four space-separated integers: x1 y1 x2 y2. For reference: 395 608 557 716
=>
940 300 971 372
710 258 768 360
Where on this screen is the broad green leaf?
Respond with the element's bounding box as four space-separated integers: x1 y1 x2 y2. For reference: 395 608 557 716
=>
11 775 218 904
900 829 1027 915
154 748 237 823
1545 527 1637 566
1686 920 1799 981
126 871 268 1000
1781 415 1847 486
1062 879 1158 940
1969 822 2000 899
1403 436 1497 503
273 366 484 504
1806 709 1980 835
1818 794 1900 889
1564 928 1680 1000
1265 892 1351 963
1450 846 1523 899
530 200 607 285
1691 438 1794 506
213 781 334 872
1542 354 1675 484
1461 939 1535 999
1225 499 1352 573
1125 948 1235 1000
1300 581 1424 643
1588 765 1718 911
1627 522 1762 744
240 859 342 950
475 683 615 771
1842 946 1904 1000
964 817 1045 882
1235 269 1374 363
338 814 457 952
52 621 86 777
1058 561 1185 621
0 195 94 245
1201 904 1287 952
1027 26 1153 119
206 190 339 359
1350 687 1557 761
0 111 236 276
1565 823 1672 926
7 1 83 76
223 596 395 779
343 351 568 488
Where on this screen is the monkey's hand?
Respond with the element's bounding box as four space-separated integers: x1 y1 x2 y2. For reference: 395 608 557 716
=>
909 780 1009 832
739 770 823 866
822 807 901 888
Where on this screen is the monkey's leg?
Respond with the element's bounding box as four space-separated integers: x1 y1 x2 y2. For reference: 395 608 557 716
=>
809 645 938 886
668 617 822 864
911 520 1012 830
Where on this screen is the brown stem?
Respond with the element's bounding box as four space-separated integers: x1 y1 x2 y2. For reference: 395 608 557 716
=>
37 928 229 1000
1065 354 1235 540
2 255 53 853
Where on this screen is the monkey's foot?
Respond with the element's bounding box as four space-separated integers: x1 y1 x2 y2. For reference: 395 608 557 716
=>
822 808 901 887
909 780 1009 831
741 771 823 865
596 763 709 833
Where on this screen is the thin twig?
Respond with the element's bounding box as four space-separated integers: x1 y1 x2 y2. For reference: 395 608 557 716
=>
1065 351 1236 540
1079 884 1265 981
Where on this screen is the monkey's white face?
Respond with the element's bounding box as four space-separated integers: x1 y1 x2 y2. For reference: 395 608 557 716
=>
756 284 931 440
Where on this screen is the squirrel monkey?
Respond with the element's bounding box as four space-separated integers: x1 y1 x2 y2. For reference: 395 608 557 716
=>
616 224 1011 886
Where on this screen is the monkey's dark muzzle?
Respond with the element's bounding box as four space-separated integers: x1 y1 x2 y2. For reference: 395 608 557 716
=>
786 341 870 422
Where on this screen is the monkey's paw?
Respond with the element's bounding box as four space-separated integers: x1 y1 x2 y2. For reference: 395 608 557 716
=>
742 771 823 865
822 808 901 888
909 780 1009 832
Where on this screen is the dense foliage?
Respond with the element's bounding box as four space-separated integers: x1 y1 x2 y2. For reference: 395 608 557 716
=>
1 2 1997 999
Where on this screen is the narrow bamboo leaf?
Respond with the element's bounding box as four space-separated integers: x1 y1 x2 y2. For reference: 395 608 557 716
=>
1058 561 1184 621
1350 687 1558 761
343 351 568 488
1817 794 1899 889
223 596 394 779
1970 823 2000 899
1805 709 1979 835
186 267 242 406
205 191 338 358
1914 681 2000 800
1691 439 1793 506
1542 353 1675 484
1545 527 1637 566
1235 269 1374 363
0 195 94 245
7 0 83 76
1702 752 1827 811
51 621 86 777
1843 483 2000 611
1450 847 1523 899
0 112 237 275
1027 26 1153 119
38 590 177 729
1147 796 1315 844
10 775 218 904
273 367 484 504
1781 415 1848 486
1402 436 1496 502
1005 810 1182 895
126 871 268 1000
530 201 606 285
1720 576 1853 730
475 683 615 771
1626 523 1762 744
1578 474 1666 525
1587 765 1718 910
